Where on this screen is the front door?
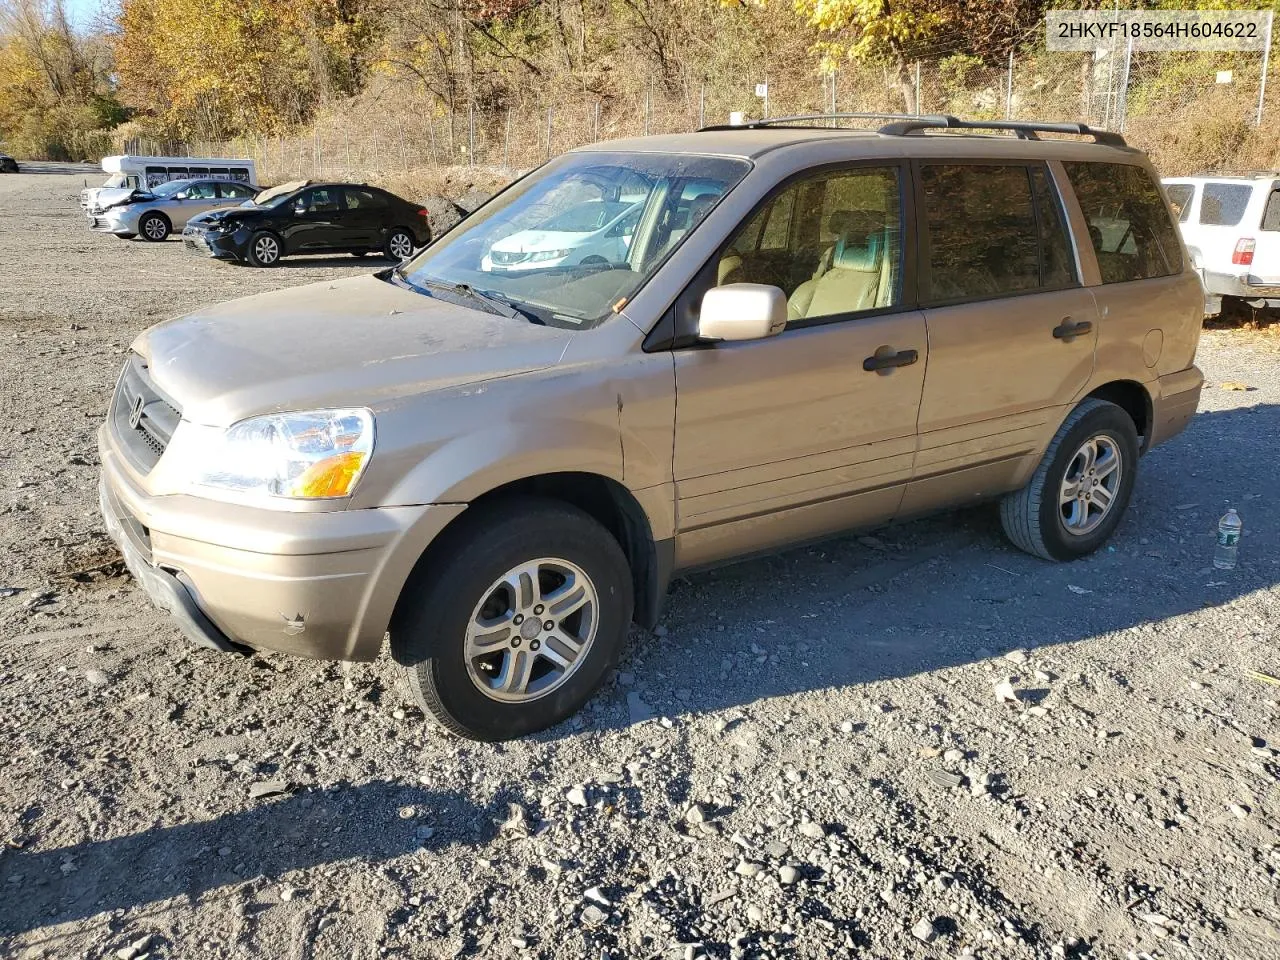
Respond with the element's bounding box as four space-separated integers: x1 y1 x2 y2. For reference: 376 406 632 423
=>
672 163 927 569
901 160 1098 516
284 186 348 253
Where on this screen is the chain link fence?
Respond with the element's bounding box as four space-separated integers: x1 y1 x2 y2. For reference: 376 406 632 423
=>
134 39 1277 188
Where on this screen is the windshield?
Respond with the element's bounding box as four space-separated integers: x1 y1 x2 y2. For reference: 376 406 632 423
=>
396 152 750 329
103 173 126 188
153 179 193 197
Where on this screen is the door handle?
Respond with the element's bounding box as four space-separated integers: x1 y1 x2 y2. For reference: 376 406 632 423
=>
1053 317 1093 339
863 348 919 372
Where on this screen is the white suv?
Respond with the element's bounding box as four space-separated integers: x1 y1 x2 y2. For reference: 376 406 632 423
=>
1162 174 1280 313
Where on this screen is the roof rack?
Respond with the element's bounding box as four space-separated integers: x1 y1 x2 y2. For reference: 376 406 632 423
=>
878 114 1126 147
698 112 929 132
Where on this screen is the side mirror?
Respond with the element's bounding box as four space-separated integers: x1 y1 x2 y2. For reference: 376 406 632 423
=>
697 283 787 342
174 192 189 200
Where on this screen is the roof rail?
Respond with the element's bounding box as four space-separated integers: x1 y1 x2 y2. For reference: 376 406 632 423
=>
698 112 929 131
878 114 1126 147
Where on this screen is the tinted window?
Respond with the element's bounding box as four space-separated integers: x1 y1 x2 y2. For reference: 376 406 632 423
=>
229 167 251 182
1064 162 1182 283
922 164 1040 301
717 166 902 324
218 182 255 199
345 188 388 210
1032 168 1077 288
1262 189 1280 231
1199 183 1252 226
299 188 342 213
187 167 208 178
1165 183 1194 222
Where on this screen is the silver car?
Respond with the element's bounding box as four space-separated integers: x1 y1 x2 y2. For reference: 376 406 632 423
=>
88 178 258 242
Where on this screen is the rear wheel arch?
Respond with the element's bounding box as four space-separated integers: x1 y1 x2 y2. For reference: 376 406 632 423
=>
1085 380 1152 450
390 472 669 635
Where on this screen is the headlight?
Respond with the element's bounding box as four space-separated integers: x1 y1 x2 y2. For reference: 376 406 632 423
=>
528 249 571 262
193 409 374 500
206 220 234 232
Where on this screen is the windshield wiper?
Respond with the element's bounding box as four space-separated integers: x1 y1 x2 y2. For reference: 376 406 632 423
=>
425 279 543 324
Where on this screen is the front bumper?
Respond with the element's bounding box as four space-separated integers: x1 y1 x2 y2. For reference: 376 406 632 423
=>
88 214 135 235
98 425 465 661
1148 365 1204 449
182 226 246 260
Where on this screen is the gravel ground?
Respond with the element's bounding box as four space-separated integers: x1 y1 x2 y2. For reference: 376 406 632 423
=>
1 169 1279 960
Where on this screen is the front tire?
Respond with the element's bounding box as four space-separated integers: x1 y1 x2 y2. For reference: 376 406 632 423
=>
391 497 634 741
139 213 170 242
1000 398 1139 561
114 233 136 240
247 231 281 267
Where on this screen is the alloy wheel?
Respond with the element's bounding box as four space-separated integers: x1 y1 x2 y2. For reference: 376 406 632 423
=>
463 558 598 703
254 235 279 264
389 232 414 259
143 217 167 240
1059 434 1123 536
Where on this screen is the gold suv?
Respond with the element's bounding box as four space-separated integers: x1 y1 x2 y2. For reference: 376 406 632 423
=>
98 115 1204 740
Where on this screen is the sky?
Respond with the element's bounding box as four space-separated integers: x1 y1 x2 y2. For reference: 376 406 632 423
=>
61 0 110 30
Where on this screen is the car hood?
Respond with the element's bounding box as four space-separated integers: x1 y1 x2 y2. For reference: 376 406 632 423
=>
492 229 593 252
190 204 263 225
134 274 575 426
93 187 136 208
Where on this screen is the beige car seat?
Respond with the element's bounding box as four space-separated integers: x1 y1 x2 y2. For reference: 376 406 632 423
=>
788 210 892 321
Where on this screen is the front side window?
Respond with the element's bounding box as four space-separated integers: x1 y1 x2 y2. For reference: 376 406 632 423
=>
1064 162 1182 284
1165 183 1194 222
299 188 342 213
399 151 750 329
1199 182 1252 226
716 166 902 324
184 181 218 200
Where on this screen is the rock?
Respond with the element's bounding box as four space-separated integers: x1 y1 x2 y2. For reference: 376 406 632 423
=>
994 678 1020 704
567 787 588 808
1035 669 1056 683
839 720 855 734
392 708 406 720
279 885 296 902
943 748 965 764
581 904 607 926
616 671 635 686
248 779 289 800
734 860 764 878
779 865 799 885
685 804 706 824
653 624 669 638
798 821 826 840
911 917 938 943
1229 803 1250 819
584 886 611 906
115 936 151 960
927 768 964 790
627 691 654 723
217 846 231 857
84 669 109 686
1004 649 1028 665
510 937 530 949
0 587 22 598
747 904 765 923
764 840 789 858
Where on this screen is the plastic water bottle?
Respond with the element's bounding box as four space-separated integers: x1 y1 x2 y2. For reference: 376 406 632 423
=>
1213 508 1242 570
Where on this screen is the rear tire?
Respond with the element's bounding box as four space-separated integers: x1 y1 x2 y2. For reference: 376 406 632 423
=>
1000 398 1139 561
384 228 415 261
139 213 170 242
391 497 633 741
247 231 281 267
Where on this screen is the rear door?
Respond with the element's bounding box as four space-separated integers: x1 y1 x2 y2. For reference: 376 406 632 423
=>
282 186 348 253
903 160 1099 516
341 187 389 250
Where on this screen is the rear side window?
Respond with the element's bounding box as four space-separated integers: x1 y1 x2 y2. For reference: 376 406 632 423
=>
1260 188 1280 231
1063 162 1182 284
218 182 254 199
345 188 388 210
1199 183 1252 226
1165 183 1194 222
921 163 1075 302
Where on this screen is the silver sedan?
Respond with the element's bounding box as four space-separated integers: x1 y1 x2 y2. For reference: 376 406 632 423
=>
88 178 258 242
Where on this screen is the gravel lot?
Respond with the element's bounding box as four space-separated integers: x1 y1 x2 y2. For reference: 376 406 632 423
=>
1 168 1278 960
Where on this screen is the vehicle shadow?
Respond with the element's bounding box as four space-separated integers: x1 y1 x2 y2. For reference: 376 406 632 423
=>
0 779 516 936
276 255 401 269
540 401 1279 736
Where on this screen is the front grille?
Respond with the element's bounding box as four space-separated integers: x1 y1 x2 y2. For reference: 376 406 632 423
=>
112 354 181 474
491 250 529 265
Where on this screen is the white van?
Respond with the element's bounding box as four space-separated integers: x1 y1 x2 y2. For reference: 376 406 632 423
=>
1162 173 1280 313
80 155 257 211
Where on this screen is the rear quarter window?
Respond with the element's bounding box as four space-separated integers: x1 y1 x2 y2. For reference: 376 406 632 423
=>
1063 162 1182 284
1198 183 1253 226
1261 188 1280 231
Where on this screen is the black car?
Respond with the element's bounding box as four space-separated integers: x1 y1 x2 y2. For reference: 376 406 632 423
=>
183 180 431 266
0 154 18 173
